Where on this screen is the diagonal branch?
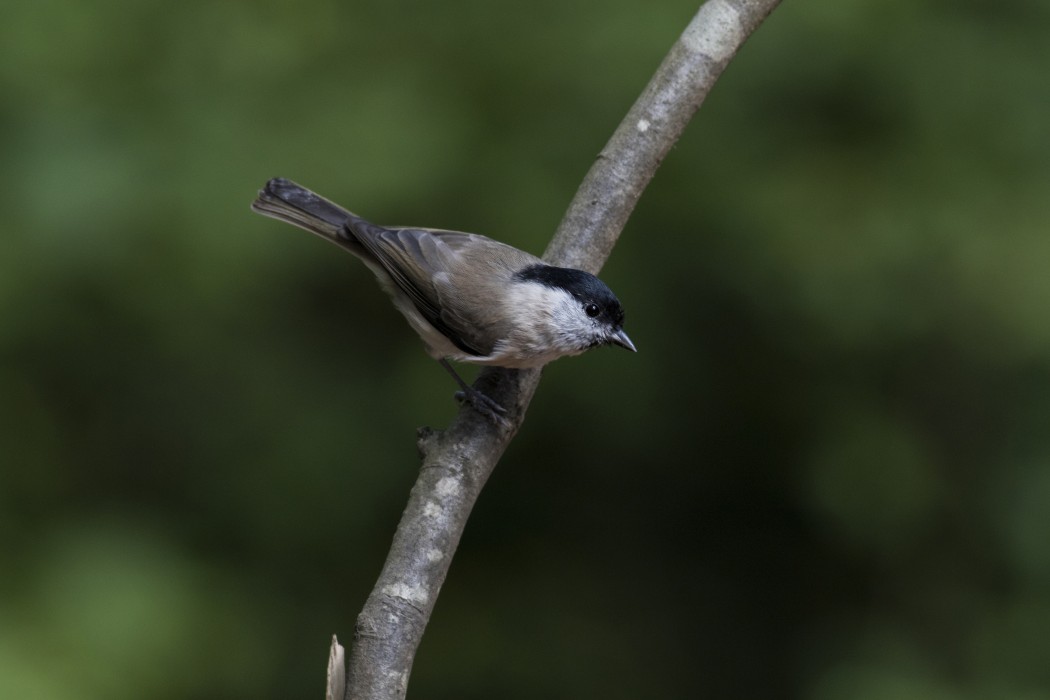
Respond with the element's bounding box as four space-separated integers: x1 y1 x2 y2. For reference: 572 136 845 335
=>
339 2 782 698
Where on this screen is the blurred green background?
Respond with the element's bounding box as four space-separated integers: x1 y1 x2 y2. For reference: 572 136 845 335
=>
3 0 1049 698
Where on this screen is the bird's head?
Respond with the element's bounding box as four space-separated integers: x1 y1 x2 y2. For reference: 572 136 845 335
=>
512 264 636 360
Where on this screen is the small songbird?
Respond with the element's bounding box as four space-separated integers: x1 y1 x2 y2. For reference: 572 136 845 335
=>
251 178 635 421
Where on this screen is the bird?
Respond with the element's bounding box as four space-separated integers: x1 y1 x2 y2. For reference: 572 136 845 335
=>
250 177 635 422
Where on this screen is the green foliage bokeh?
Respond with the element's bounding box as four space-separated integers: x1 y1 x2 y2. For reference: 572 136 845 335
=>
2 1 1049 698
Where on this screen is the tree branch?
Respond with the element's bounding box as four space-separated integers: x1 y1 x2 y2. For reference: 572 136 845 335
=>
337 2 782 698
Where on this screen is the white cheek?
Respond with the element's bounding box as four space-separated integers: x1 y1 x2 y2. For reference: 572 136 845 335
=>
492 284 595 365
548 296 590 335
503 284 554 327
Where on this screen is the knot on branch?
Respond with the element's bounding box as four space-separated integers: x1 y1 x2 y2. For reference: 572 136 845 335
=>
416 426 440 458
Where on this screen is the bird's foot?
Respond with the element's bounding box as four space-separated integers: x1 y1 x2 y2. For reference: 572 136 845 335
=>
439 358 509 427
454 387 509 427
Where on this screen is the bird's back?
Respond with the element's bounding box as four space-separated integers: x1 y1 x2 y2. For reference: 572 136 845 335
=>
344 218 542 358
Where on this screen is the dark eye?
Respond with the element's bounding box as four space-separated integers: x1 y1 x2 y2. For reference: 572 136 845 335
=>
584 302 601 318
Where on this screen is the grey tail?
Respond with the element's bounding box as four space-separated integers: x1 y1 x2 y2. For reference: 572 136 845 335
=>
251 178 360 246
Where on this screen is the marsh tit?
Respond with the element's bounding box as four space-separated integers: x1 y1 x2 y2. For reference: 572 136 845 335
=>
251 178 635 421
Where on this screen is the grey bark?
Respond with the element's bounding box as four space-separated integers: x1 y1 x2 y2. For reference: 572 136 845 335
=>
337 2 783 698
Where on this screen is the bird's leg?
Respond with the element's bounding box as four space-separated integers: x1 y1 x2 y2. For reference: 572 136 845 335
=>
438 359 508 424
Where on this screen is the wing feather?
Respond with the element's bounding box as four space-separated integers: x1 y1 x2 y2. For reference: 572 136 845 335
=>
344 217 540 358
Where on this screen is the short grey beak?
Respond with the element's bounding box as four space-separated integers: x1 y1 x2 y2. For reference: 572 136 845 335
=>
609 328 637 353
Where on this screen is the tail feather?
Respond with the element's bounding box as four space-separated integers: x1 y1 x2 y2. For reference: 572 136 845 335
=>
251 178 356 243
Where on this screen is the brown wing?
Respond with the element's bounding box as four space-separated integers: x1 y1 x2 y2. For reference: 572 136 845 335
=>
345 216 540 357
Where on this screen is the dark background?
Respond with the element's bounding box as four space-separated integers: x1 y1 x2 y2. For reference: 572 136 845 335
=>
3 1 1049 698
